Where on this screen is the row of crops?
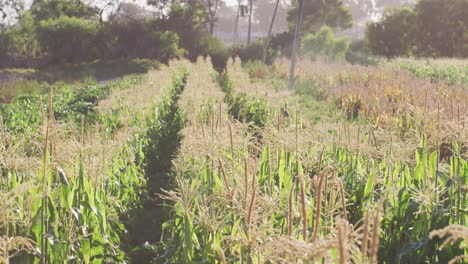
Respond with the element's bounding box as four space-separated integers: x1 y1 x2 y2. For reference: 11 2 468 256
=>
1 57 467 263
389 59 468 86
0 67 188 263
155 58 467 263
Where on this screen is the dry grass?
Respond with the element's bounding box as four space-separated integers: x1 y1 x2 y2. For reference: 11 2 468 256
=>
274 58 467 161
0 183 37 263
158 57 393 263
430 225 468 264
226 57 295 108
263 209 382 264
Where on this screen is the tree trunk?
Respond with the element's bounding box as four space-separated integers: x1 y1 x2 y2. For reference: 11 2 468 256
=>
233 0 241 44
247 0 253 45
289 0 304 89
262 0 280 63
208 0 219 36
210 21 215 35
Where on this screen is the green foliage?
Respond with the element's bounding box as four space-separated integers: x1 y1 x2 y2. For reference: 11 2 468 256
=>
101 16 183 62
243 60 274 80
38 15 99 63
231 41 264 63
266 0 353 59
144 70 188 179
0 71 190 263
159 4 210 59
345 40 380 66
414 0 467 57
367 7 417 58
127 70 188 263
128 59 161 72
296 95 336 124
301 25 351 61
198 34 230 71
230 95 269 128
0 0 183 67
287 0 352 35
230 39 281 65
390 59 468 86
0 81 110 138
216 71 269 128
161 134 467 263
367 0 468 58
0 11 41 59
269 32 293 56
30 0 99 21
0 77 149 263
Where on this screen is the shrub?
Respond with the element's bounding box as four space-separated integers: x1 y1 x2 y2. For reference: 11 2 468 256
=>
198 34 230 71
301 25 351 61
231 39 280 64
231 41 264 63
37 15 99 63
128 59 161 72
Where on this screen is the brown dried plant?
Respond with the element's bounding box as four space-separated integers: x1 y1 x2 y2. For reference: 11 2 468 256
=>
430 225 468 264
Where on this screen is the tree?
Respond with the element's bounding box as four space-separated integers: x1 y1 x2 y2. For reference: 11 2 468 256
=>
253 0 288 34
287 0 352 35
0 11 41 60
38 15 99 63
30 0 100 21
205 0 223 35
262 0 281 63
414 0 467 57
27 0 100 63
366 7 416 57
366 0 467 58
247 0 253 44
289 0 304 88
101 3 182 61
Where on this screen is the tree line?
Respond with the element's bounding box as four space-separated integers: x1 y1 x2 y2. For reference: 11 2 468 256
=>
0 0 465 70
367 0 467 58
0 0 229 68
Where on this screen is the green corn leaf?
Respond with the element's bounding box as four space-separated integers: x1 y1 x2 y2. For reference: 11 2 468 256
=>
81 239 91 264
183 213 194 262
363 172 375 201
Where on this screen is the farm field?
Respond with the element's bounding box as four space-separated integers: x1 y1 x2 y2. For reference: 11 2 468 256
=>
0 57 467 264
388 58 468 86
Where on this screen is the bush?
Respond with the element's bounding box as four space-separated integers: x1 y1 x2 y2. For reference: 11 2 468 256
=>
270 32 293 57
37 15 99 63
198 34 230 71
99 17 182 62
231 41 264 62
129 59 161 72
301 25 350 61
243 60 270 79
345 40 380 65
231 39 280 64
